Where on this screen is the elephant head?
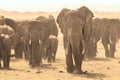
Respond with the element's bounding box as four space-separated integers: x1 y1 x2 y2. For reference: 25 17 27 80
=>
36 15 58 37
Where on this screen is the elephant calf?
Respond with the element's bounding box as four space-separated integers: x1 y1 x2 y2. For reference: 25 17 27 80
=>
45 35 58 62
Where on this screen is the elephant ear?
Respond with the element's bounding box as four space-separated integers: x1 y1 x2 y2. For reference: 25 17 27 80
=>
57 8 70 25
77 6 94 19
5 18 17 31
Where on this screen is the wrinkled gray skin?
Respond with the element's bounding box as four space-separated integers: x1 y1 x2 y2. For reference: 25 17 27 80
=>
45 35 58 62
92 18 119 58
57 6 94 74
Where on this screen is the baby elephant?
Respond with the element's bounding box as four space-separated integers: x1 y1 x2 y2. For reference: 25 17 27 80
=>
45 35 58 62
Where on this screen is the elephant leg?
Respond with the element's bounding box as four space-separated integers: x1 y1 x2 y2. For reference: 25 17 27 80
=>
52 46 57 62
52 51 57 62
47 49 52 63
29 44 32 66
102 38 109 58
66 42 74 73
24 45 29 60
0 58 2 68
72 43 84 74
31 42 41 67
3 50 10 69
15 44 23 59
109 43 116 58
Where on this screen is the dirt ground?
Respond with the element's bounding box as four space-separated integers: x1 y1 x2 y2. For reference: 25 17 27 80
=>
0 11 120 80
0 34 120 80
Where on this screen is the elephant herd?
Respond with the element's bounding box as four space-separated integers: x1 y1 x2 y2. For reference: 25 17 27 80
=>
0 15 58 69
0 6 120 74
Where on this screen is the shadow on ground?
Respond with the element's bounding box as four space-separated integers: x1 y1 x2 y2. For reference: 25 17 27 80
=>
84 57 111 62
74 72 106 79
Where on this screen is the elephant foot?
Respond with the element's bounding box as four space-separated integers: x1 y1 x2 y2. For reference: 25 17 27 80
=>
3 66 9 69
67 67 74 73
73 69 87 74
0 64 2 69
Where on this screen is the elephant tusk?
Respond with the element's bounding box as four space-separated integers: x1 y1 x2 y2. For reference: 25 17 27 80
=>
39 39 41 44
93 38 95 43
109 35 114 44
29 39 31 45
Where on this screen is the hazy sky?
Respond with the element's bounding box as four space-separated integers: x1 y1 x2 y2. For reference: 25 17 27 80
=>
0 0 120 12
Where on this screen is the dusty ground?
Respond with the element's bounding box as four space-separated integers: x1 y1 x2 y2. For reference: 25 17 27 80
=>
0 11 120 80
0 34 120 80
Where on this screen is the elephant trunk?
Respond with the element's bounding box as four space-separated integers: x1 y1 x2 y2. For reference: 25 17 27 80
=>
71 42 83 71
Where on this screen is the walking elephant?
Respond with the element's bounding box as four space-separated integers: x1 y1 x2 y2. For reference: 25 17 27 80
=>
101 19 119 58
28 20 51 67
0 16 25 59
93 18 119 58
57 6 94 74
0 25 15 69
45 35 58 62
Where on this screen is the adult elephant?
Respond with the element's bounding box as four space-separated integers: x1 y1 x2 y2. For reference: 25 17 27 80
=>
36 15 58 61
102 19 119 58
93 18 119 58
28 20 51 67
89 18 103 58
0 16 24 59
57 6 94 74
0 25 15 69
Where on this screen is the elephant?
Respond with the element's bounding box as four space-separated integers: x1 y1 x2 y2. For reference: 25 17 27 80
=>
11 32 25 59
0 16 24 59
101 19 119 58
0 25 15 69
28 20 51 67
36 15 59 62
45 35 58 62
92 18 119 58
88 18 103 58
57 6 94 74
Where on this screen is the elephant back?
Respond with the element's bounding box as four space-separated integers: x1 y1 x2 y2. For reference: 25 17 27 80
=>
0 25 15 36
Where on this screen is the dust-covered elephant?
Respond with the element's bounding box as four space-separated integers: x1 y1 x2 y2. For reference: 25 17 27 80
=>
57 6 94 74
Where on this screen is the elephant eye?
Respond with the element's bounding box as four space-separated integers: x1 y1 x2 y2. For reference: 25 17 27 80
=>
81 24 82 26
